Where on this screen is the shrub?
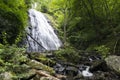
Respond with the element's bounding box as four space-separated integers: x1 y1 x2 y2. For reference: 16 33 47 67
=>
0 0 28 44
0 44 29 79
94 45 110 58
54 46 81 63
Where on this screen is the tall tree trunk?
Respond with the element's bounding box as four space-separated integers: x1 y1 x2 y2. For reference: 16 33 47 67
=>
63 1 68 46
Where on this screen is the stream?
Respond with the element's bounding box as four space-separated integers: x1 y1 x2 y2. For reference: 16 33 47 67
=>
49 54 120 80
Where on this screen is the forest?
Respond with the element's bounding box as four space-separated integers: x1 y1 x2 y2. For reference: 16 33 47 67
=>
0 0 120 80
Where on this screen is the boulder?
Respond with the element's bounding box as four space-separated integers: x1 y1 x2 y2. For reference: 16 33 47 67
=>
65 66 78 76
90 60 107 72
27 60 55 74
29 53 56 66
105 55 120 74
0 72 13 80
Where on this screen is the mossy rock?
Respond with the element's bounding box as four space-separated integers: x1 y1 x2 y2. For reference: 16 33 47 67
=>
27 60 55 74
15 69 36 79
0 72 13 80
29 53 56 66
105 55 120 75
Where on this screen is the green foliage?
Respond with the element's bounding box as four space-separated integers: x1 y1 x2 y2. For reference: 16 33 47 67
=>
54 46 81 63
38 0 120 54
25 0 33 8
29 52 56 66
0 45 27 63
0 0 28 44
66 0 120 53
95 45 110 58
0 44 29 79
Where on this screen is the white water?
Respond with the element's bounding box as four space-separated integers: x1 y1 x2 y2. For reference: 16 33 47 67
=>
26 9 62 52
82 66 93 77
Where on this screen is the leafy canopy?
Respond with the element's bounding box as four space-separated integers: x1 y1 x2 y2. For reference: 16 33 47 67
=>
0 0 28 44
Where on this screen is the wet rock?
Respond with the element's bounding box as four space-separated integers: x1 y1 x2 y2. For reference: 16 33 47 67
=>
0 72 13 80
90 60 107 72
54 63 65 73
105 55 120 74
54 62 79 76
73 72 83 80
65 66 78 76
88 55 102 61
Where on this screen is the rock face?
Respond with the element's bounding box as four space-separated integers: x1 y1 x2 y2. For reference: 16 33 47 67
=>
105 55 120 74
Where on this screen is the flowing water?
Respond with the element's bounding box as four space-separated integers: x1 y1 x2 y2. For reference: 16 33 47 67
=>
26 9 62 52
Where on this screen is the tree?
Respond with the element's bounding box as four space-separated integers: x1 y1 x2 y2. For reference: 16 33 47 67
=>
67 0 120 53
0 0 28 44
48 0 74 45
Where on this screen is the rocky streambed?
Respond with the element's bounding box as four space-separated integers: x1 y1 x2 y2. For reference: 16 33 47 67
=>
0 52 120 80
52 55 120 80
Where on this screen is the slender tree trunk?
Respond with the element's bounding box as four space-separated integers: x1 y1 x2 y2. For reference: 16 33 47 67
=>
88 0 96 20
63 1 68 46
113 39 118 54
82 0 91 18
63 22 66 45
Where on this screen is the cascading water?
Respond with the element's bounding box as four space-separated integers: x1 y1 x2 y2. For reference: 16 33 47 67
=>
26 8 62 52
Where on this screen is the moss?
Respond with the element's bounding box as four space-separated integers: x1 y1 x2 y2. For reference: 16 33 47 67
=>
29 53 56 66
27 60 55 75
0 67 5 73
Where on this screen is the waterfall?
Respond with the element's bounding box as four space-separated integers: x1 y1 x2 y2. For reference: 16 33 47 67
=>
26 9 62 52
